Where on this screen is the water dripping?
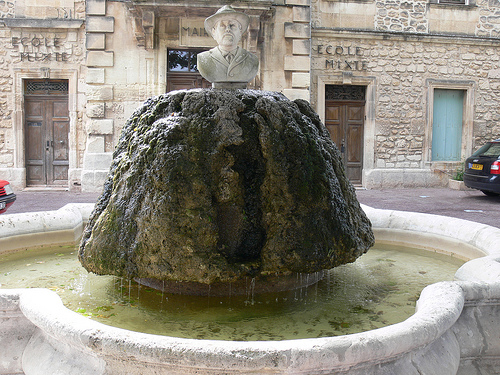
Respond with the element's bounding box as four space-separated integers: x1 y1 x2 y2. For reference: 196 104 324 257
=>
245 277 249 305
314 272 319 303
207 285 211 308
299 273 303 301
160 280 165 311
305 274 309 299
326 271 331 294
249 277 255 305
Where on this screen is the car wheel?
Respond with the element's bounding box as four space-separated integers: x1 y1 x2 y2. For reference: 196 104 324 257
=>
481 190 500 197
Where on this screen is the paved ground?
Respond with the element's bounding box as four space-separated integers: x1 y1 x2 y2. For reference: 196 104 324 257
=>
356 187 500 229
4 186 500 229
5 190 101 215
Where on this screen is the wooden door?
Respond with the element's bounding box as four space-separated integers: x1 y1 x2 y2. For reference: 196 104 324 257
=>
25 80 69 186
167 49 211 92
166 72 211 92
325 101 365 185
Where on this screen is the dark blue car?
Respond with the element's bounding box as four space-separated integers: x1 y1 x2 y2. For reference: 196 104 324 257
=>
464 139 500 196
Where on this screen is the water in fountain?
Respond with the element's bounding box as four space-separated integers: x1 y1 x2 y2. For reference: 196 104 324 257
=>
0 243 463 341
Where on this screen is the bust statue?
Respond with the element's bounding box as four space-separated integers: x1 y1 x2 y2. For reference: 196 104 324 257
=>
197 6 259 89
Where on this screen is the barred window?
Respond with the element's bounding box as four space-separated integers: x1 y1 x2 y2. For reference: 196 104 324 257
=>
24 80 68 95
433 0 469 5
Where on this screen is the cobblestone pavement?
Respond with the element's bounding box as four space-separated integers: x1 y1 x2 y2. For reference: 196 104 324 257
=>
4 186 500 229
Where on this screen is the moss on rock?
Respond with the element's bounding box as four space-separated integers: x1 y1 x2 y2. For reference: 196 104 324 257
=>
79 89 374 286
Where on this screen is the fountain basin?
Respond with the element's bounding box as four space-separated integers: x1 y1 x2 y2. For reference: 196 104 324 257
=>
1 204 500 374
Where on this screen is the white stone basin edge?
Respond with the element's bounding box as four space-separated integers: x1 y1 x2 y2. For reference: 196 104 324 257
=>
0 203 499 374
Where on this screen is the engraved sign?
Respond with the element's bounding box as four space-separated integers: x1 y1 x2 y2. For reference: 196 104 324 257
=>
313 44 368 71
179 19 217 48
11 33 74 63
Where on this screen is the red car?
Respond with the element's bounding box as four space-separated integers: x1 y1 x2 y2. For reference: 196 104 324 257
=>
0 180 16 214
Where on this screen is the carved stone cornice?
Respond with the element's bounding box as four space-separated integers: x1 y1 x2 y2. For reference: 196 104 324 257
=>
2 18 84 29
123 0 273 50
126 4 155 49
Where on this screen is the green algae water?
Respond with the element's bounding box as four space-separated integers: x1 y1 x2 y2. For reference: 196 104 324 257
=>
0 244 463 341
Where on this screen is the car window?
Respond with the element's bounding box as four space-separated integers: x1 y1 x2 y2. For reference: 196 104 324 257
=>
473 143 500 157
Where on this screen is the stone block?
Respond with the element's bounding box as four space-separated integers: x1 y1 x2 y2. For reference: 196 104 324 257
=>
80 170 95 192
87 0 106 16
83 152 113 170
0 168 24 190
68 168 82 192
283 88 310 101
87 51 114 67
429 6 478 35
488 69 500 79
284 22 311 39
3 18 83 29
293 6 310 22
81 170 108 192
87 119 114 135
286 0 310 5
293 39 310 55
86 16 114 33
86 85 113 101
87 103 105 118
86 135 105 153
86 68 105 84
86 33 105 50
448 179 468 191
67 31 78 42
284 55 310 71
292 72 310 88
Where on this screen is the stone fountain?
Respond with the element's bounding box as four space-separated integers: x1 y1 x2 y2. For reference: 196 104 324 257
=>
78 89 374 295
1 7 500 374
2 199 500 374
78 6 374 295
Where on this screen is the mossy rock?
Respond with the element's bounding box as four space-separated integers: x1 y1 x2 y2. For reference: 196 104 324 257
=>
79 89 374 291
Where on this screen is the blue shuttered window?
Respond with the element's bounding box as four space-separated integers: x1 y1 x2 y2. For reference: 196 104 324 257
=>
432 89 464 161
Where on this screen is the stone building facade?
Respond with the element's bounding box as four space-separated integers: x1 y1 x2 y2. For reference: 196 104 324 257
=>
0 0 499 191
310 0 500 187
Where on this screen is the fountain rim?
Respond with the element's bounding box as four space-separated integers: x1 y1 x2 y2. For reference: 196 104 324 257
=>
1 203 500 373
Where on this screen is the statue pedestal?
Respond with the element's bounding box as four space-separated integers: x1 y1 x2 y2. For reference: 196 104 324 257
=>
213 82 248 89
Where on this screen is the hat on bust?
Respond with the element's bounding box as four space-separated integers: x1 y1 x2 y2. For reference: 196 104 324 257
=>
204 5 250 37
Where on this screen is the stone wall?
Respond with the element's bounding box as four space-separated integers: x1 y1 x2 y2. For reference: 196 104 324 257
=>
0 0 86 189
3 0 500 190
282 0 311 101
476 0 500 37
0 1 14 19
375 0 428 33
311 0 500 187
311 34 500 186
82 0 157 191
